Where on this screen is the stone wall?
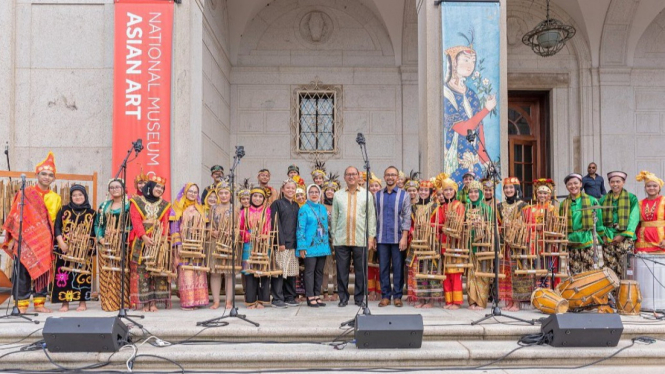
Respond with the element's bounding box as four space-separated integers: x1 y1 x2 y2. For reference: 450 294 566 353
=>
231 0 414 184
201 0 232 187
2 0 114 205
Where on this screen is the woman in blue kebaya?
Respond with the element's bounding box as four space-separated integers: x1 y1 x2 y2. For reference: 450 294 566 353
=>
296 184 331 308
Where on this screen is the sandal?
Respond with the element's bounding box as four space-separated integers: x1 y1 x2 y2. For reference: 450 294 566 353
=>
315 298 326 307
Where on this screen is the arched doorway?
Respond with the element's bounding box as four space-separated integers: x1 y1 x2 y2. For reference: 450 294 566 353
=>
507 91 550 201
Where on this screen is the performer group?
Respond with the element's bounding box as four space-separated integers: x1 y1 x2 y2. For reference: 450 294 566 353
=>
2 152 664 315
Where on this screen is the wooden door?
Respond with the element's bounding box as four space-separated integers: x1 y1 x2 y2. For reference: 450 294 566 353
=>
508 92 549 201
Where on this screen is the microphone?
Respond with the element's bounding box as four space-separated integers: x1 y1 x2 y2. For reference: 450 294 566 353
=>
235 146 245 159
133 139 144 156
21 173 25 181
356 133 366 145
4 142 8 156
466 130 476 142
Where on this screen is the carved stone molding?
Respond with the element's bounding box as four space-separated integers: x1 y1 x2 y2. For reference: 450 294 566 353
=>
299 11 333 45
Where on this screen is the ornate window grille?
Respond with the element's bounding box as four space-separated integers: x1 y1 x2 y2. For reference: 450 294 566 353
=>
291 80 342 159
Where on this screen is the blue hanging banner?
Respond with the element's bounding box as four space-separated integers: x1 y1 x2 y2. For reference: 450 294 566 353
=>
441 1 501 187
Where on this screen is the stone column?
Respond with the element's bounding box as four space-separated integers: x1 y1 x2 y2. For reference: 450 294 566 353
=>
172 0 204 197
417 0 442 177
417 0 508 178
0 1 15 155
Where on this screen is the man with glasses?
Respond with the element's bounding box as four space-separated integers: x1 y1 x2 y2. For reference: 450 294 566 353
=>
2 152 61 313
375 166 411 307
331 166 377 307
582 162 606 199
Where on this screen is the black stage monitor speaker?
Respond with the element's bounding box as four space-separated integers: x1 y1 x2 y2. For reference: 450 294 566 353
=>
354 314 423 349
541 313 623 347
43 317 129 352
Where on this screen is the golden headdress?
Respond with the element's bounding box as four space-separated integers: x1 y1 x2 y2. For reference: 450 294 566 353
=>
432 172 458 192
311 160 327 179
404 170 420 190
533 178 555 194
467 180 482 192
636 170 664 188
134 164 148 186
322 173 340 192
236 178 251 198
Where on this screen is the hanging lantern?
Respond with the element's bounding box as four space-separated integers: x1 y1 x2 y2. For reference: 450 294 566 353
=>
522 0 576 57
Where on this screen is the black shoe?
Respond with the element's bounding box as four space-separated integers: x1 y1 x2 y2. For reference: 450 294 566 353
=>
315 298 326 307
271 300 287 308
285 299 300 307
306 299 319 308
338 300 348 307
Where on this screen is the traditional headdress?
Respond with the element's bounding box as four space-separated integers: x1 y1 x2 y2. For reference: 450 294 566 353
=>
607 171 627 181
322 173 340 192
564 173 583 184
368 172 382 186
433 172 458 192
292 174 305 187
210 165 224 173
398 170 406 181
287 164 300 175
467 180 483 192
216 178 231 192
149 174 167 186
236 178 251 198
35 151 56 176
480 178 493 189
533 178 555 194
503 177 520 186
134 164 148 187
404 170 420 190
295 187 305 196
636 170 664 188
420 179 433 190
311 160 326 179
250 186 267 197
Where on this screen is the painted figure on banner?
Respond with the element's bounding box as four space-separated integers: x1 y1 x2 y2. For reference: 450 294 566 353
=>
442 2 501 188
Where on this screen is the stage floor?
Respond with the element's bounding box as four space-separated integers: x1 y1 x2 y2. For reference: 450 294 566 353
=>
1 297 665 371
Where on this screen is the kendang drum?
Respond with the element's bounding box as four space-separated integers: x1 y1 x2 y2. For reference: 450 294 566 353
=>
531 287 569 314
634 253 665 311
617 280 642 315
557 267 620 310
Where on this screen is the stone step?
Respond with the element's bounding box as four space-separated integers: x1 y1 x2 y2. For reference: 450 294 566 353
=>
2 338 664 371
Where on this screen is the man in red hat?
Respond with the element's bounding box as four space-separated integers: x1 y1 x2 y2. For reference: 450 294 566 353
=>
2 152 61 313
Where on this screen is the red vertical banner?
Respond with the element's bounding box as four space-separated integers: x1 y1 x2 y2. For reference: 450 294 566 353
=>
113 0 173 198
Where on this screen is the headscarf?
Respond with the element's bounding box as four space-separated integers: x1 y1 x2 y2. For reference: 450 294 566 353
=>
170 183 205 221
68 184 91 211
306 184 322 204
141 181 161 204
204 188 219 210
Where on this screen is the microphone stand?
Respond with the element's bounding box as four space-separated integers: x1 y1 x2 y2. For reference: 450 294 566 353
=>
0 175 39 323
197 146 259 327
4 142 11 182
113 140 144 328
468 131 534 326
341 134 372 327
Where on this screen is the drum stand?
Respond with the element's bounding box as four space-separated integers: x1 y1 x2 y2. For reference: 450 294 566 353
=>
465 131 534 326
341 133 372 328
0 175 39 324
632 253 665 319
197 146 259 328
114 140 145 328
